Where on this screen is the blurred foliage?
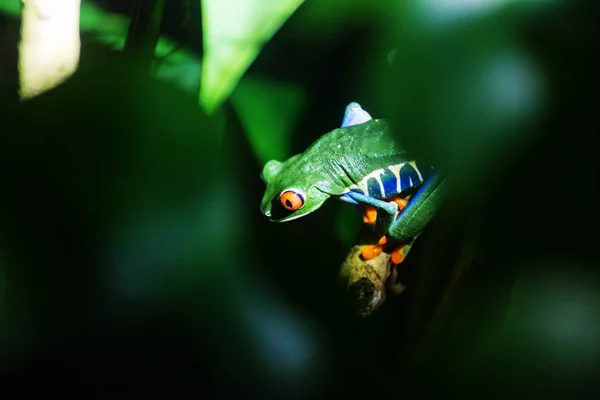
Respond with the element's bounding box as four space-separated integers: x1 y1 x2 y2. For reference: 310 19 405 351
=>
377 0 547 192
0 0 305 148
0 257 5 325
1 0 599 397
0 1 127 37
230 76 306 164
287 0 396 42
200 0 304 114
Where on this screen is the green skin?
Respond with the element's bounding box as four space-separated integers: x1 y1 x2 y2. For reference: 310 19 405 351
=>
260 108 446 245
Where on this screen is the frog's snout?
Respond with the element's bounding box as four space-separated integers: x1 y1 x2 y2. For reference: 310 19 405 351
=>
260 202 272 218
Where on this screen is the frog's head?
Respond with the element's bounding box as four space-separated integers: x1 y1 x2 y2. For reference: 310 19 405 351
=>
260 156 331 222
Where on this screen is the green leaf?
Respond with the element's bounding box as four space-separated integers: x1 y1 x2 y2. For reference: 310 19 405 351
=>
200 0 304 114
0 0 21 15
230 76 305 164
79 2 128 34
0 2 127 48
2 1 204 94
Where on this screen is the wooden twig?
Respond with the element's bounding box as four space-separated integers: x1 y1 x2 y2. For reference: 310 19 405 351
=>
339 226 405 316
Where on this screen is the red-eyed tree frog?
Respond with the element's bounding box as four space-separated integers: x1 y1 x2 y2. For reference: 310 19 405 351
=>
260 102 446 265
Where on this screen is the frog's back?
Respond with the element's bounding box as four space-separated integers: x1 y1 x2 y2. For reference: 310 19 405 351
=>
301 119 434 199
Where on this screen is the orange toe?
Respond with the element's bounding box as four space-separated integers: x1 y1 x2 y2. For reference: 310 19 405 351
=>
362 245 382 260
391 246 405 264
363 206 377 225
391 197 409 219
378 236 388 245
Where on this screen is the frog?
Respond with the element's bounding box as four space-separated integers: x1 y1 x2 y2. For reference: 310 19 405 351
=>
259 102 446 269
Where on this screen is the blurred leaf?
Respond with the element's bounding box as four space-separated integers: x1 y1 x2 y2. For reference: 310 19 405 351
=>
410 0 564 30
0 1 128 35
230 76 306 164
200 0 304 114
0 0 21 15
152 42 203 94
79 2 128 34
290 0 395 42
1 1 200 88
375 2 546 194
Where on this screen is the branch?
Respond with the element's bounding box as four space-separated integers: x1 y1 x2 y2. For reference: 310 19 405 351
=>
339 226 404 316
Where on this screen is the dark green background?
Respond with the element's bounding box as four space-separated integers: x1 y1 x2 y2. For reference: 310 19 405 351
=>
1 0 598 397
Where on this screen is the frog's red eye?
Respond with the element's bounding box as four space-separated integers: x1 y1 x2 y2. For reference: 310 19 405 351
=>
280 190 304 211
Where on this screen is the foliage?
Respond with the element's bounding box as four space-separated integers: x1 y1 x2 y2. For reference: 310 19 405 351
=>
200 0 305 114
230 77 306 164
0 0 598 397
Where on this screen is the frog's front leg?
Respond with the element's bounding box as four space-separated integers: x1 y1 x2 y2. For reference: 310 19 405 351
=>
342 191 399 237
358 196 412 264
341 191 400 262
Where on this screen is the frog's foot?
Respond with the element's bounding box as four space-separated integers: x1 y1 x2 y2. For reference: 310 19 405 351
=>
363 205 377 225
361 244 382 260
390 245 406 265
361 196 409 262
386 264 406 295
362 197 407 225
361 236 388 260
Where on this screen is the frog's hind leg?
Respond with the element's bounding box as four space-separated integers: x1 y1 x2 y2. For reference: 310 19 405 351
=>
387 195 410 264
389 236 418 265
341 102 372 127
388 173 446 244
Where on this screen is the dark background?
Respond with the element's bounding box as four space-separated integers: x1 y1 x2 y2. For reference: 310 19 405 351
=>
1 0 598 397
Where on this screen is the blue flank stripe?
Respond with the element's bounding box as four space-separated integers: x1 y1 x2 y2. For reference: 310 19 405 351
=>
344 164 435 201
400 163 420 191
367 178 382 198
380 167 399 198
